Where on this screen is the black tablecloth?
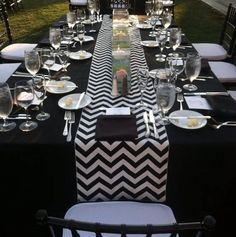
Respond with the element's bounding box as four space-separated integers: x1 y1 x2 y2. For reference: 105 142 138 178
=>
1 17 236 237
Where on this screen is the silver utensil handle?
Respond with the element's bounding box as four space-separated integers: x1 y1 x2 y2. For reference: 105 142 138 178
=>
153 124 159 139
145 123 150 138
63 120 69 136
180 102 183 110
66 123 72 142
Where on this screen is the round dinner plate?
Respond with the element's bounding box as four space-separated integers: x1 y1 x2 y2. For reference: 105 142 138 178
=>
169 110 207 129
140 41 158 47
45 80 77 94
136 23 152 29
74 35 94 42
69 51 92 60
58 93 92 110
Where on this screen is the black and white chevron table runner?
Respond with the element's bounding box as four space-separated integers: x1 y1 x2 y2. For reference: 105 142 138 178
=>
75 15 170 202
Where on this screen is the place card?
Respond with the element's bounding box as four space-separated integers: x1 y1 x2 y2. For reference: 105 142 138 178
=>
106 107 130 115
185 96 212 110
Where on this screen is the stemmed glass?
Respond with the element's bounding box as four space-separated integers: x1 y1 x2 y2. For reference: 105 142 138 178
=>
62 25 74 45
58 45 71 81
33 77 50 121
15 80 38 132
67 11 77 32
183 52 201 91
76 23 85 51
162 11 172 29
156 79 176 125
145 1 153 17
169 28 182 57
153 0 164 19
95 0 100 22
0 82 16 132
155 29 168 62
87 0 96 15
41 48 55 79
89 11 96 33
49 27 61 52
149 12 158 37
136 67 149 108
76 9 86 24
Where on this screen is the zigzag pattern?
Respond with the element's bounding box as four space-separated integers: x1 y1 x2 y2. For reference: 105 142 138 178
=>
75 16 170 202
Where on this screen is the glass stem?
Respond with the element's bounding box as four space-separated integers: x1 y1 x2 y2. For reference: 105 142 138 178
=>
140 91 144 105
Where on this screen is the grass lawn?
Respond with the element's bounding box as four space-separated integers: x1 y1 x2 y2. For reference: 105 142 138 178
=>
7 0 225 43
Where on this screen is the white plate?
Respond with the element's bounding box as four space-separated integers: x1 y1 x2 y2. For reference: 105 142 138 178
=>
74 35 94 42
149 69 166 79
169 110 207 129
45 80 77 94
136 23 152 29
82 19 97 25
140 41 158 47
69 51 92 60
58 93 92 110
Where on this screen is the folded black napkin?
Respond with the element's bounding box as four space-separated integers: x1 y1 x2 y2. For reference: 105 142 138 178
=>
206 95 236 118
201 59 211 74
38 38 50 47
95 115 137 141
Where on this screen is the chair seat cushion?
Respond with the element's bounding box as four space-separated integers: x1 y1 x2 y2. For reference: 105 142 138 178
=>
1 43 37 61
70 0 87 5
209 61 236 83
192 43 227 60
0 63 21 82
63 201 176 237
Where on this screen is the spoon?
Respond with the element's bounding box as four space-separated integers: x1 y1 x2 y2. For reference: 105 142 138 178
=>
177 94 184 110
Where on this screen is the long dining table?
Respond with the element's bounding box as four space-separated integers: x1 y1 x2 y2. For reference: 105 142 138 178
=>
1 15 236 237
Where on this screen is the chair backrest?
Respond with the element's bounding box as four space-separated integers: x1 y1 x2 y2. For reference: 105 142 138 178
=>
0 1 12 50
36 209 216 237
220 4 236 60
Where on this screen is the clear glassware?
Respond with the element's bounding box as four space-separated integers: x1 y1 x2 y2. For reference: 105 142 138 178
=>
62 25 74 45
49 27 61 52
95 0 100 22
58 45 71 81
145 1 153 17
169 28 182 57
15 80 38 132
41 48 55 79
183 53 202 91
67 11 77 31
153 0 164 18
149 12 158 37
32 77 50 121
156 79 176 125
162 11 172 29
76 23 85 51
24 49 41 80
155 29 167 62
87 0 96 15
136 67 149 108
0 82 16 132
76 9 86 24
89 11 96 33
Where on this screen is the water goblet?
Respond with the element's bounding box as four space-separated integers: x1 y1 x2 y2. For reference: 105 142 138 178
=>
136 67 149 108
169 28 182 57
156 79 176 125
15 80 38 132
145 1 153 17
0 82 16 132
89 12 96 33
183 52 201 91
67 11 77 32
62 25 74 45
76 8 86 24
155 29 167 62
87 0 96 15
162 11 172 29
41 48 55 79
58 45 71 81
32 77 50 121
95 0 100 22
49 27 61 52
76 23 85 51
153 0 164 18
149 12 158 37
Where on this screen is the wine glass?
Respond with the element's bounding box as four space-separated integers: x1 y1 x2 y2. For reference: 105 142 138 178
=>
67 11 77 32
153 0 164 19
24 49 41 81
169 28 182 57
136 67 149 108
156 79 176 125
0 82 16 132
76 23 85 51
76 9 86 24
89 11 96 33
183 52 201 91
149 12 158 37
32 77 50 121
95 0 100 22
58 45 71 81
62 25 74 45
49 27 61 52
15 80 38 132
87 0 96 15
41 48 55 79
162 11 172 29
145 1 153 17
155 29 167 62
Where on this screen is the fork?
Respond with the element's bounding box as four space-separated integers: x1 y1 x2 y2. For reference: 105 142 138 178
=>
67 112 75 142
177 93 184 110
63 110 71 136
209 118 236 129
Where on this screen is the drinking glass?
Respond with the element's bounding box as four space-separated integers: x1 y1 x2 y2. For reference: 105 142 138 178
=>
155 29 167 62
149 12 158 37
153 0 164 18
15 80 38 132
145 1 153 17
62 25 74 45
67 11 77 31
49 27 61 52
76 23 85 51
87 0 96 15
32 77 50 121
169 28 182 57
58 45 71 81
24 49 41 80
95 0 100 22
0 82 16 132
156 79 176 125
162 11 172 29
183 53 201 91
136 67 149 108
41 48 55 79
76 9 86 24
89 11 96 33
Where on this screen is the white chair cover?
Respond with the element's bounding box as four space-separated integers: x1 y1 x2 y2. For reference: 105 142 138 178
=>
1 43 37 61
209 61 236 83
192 43 227 60
70 0 87 5
0 63 21 82
63 201 176 237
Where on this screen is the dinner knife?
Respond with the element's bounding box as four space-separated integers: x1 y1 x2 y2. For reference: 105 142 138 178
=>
143 111 150 138
149 110 159 139
75 92 85 109
184 92 229 96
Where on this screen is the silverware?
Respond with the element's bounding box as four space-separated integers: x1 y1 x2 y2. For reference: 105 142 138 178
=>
143 111 150 138
208 118 236 129
149 110 158 139
67 112 75 142
177 94 184 110
63 110 71 136
180 78 206 81
184 92 229 96
6 116 32 120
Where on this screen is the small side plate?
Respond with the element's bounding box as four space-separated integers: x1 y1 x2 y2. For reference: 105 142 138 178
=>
140 41 158 47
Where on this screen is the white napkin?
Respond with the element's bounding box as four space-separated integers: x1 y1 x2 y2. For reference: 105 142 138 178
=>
185 96 212 110
42 63 70 71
